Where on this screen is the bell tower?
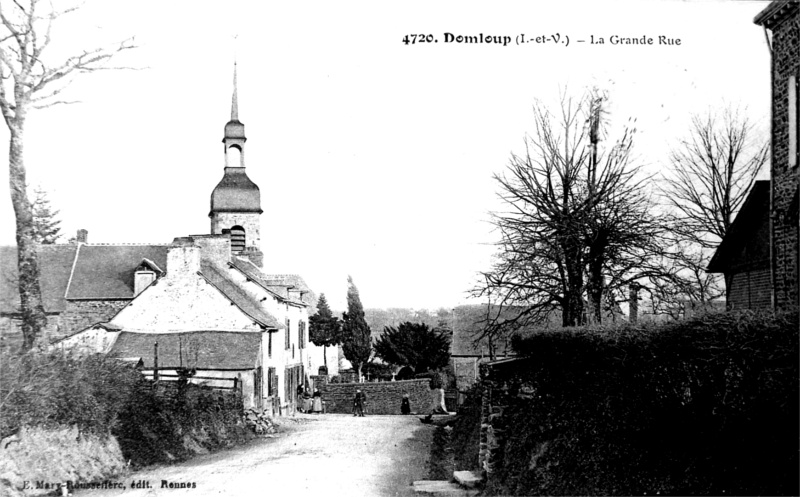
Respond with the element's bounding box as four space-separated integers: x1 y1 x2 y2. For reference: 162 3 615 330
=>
209 62 264 267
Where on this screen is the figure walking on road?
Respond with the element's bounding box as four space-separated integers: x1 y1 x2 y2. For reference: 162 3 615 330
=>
353 389 367 417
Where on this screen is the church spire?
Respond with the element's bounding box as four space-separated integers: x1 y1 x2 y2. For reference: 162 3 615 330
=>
231 61 239 122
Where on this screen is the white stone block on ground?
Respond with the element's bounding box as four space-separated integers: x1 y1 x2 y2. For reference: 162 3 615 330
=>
453 470 482 489
412 480 479 496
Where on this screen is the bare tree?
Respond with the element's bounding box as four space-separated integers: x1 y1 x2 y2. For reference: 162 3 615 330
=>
664 108 768 248
659 106 768 311
473 90 665 338
0 0 135 351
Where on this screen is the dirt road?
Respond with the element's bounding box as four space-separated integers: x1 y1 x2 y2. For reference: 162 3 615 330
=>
74 414 434 497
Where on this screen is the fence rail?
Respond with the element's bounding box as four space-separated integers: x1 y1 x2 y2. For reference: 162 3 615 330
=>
140 371 240 391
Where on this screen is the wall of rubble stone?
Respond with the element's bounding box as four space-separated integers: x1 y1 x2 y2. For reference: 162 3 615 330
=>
312 377 431 414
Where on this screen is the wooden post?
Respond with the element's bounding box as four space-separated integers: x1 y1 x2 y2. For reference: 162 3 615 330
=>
153 341 159 381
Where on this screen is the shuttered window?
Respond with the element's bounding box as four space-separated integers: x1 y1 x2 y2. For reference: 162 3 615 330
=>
298 320 305 349
230 226 246 252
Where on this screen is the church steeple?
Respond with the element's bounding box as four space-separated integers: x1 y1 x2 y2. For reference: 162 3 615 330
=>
209 61 263 267
231 61 239 121
223 62 246 166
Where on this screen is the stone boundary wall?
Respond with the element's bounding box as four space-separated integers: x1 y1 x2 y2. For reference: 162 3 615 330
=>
312 377 431 415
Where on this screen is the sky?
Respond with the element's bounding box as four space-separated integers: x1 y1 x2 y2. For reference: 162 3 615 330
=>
0 0 773 312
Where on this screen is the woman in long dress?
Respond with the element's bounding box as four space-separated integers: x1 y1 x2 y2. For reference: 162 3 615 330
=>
302 389 313 413
312 389 323 414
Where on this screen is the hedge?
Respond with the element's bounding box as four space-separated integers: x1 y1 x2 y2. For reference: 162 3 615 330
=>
484 310 798 496
0 350 250 469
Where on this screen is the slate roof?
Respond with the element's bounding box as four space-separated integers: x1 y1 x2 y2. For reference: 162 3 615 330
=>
109 330 262 370
209 167 262 215
707 181 771 273
228 258 309 307
66 245 169 299
0 244 78 313
199 261 284 330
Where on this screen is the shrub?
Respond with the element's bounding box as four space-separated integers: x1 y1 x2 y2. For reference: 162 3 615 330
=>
485 310 799 496
0 349 250 469
0 350 142 438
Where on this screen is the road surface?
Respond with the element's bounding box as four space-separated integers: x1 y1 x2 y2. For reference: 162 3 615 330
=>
74 414 434 497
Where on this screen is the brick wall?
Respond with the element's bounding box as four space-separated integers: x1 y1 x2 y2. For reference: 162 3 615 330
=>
312 378 432 415
770 6 800 310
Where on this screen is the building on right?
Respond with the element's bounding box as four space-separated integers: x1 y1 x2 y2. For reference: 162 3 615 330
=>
756 0 800 311
714 1 799 311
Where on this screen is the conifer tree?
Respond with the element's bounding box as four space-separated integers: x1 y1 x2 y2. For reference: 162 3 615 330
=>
30 186 61 244
373 322 450 374
341 276 372 380
308 293 342 369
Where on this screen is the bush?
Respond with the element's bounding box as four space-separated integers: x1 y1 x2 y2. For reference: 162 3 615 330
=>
0 350 142 438
0 349 250 470
486 310 799 496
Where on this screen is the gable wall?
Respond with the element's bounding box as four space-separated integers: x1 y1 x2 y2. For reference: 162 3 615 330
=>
111 274 260 332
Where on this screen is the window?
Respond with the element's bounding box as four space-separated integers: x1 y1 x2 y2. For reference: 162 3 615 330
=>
230 226 246 253
790 74 798 168
227 144 242 168
268 330 272 357
298 320 305 349
267 367 276 397
285 318 291 349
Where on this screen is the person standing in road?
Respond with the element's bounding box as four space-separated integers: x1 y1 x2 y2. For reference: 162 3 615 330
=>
311 388 323 414
353 389 367 417
401 393 411 415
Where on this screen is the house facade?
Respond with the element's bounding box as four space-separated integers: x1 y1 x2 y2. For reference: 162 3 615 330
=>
755 0 800 310
709 2 798 310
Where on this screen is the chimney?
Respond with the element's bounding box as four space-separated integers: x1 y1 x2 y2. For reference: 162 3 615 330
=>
76 229 88 244
167 238 201 279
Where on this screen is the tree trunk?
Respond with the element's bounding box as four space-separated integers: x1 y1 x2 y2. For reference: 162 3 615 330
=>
323 345 328 368
8 120 47 351
587 235 608 324
562 240 585 327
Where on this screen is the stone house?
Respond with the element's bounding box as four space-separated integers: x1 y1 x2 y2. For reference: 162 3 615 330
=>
754 0 800 310
18 63 337 414
0 237 168 346
707 181 772 310
708 2 799 310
